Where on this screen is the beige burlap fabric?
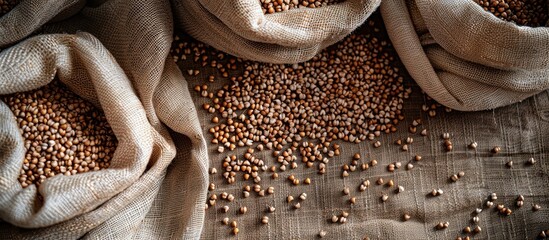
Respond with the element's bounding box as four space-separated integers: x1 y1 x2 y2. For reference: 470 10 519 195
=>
1 0 548 239
0 0 208 238
381 0 549 111
0 33 157 228
0 0 85 47
172 0 381 63
193 65 549 239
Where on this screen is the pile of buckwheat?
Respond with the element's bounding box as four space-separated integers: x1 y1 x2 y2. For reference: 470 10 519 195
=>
173 19 411 186
1 80 117 188
259 0 344 14
473 0 548 27
172 15 416 236
172 11 546 238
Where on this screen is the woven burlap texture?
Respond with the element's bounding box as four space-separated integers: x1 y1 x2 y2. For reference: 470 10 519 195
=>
0 0 208 238
1 0 548 239
381 0 549 111
0 0 85 48
172 0 381 63
193 66 549 239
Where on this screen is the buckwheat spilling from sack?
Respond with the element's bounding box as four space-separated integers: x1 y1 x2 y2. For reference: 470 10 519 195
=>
473 0 548 27
171 16 545 238
207 31 408 149
260 0 344 14
173 22 410 186
421 93 452 118
0 0 19 17
1 81 117 188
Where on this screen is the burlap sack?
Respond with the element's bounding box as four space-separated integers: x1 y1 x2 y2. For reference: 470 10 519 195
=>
0 0 85 48
0 33 159 228
172 0 381 63
381 0 549 111
0 0 208 238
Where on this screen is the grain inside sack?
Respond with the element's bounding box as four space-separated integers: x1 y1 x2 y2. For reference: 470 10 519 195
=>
1 80 117 188
260 0 344 14
0 32 161 230
473 0 548 27
172 0 382 63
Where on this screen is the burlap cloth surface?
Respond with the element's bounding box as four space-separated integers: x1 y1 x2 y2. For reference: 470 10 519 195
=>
0 0 86 47
0 0 547 239
184 36 549 238
194 71 549 240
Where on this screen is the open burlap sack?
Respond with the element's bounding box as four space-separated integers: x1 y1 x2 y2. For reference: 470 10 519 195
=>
0 0 85 48
381 0 549 111
0 0 208 238
0 33 158 228
172 0 381 63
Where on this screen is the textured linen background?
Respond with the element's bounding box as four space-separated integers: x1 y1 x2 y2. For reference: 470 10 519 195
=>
0 0 547 239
